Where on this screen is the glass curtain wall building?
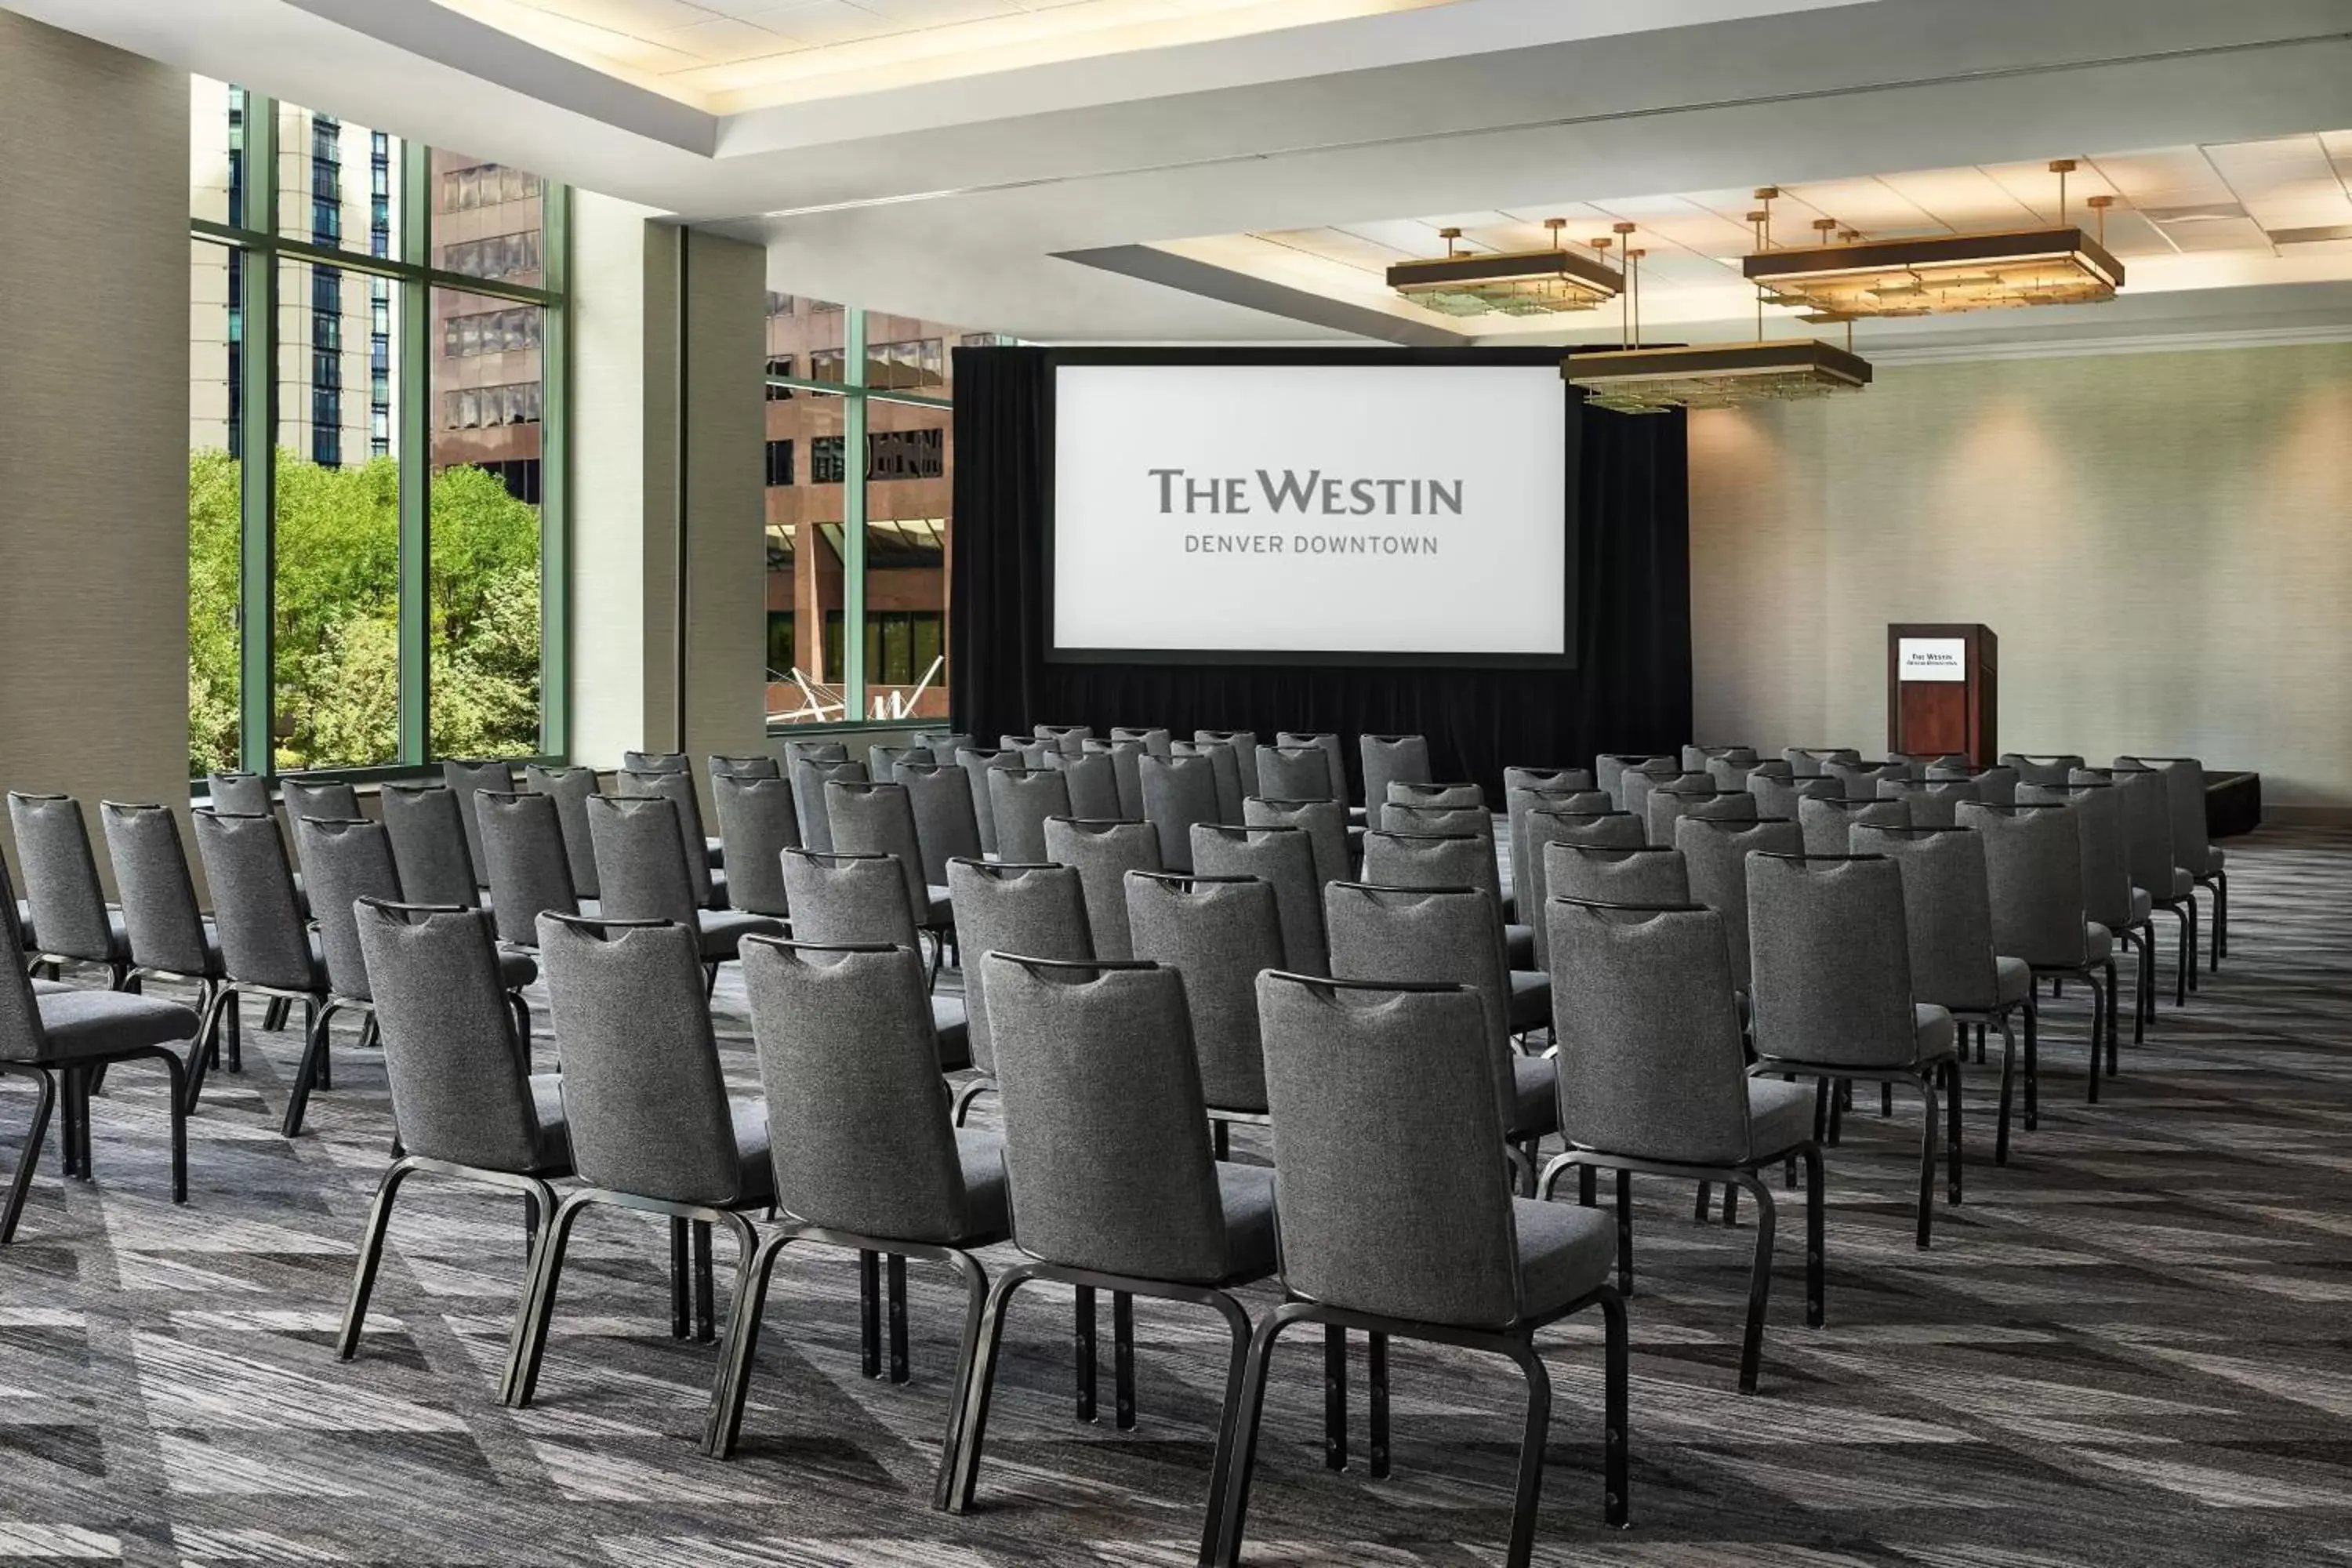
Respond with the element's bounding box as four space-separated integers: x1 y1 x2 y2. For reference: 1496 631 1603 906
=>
189 78 567 778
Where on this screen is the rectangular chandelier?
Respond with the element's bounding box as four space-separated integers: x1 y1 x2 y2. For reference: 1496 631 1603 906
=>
1742 227 2124 317
1562 340 1873 414
1388 244 1623 318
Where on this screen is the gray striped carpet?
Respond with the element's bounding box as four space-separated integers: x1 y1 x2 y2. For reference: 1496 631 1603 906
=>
4 826 2350 1565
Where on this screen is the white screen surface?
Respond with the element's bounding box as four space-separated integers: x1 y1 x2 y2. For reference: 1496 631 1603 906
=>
1051 361 1570 661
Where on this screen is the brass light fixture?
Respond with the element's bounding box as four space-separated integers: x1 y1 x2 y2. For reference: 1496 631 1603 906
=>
1388 217 1624 317
1742 160 2125 317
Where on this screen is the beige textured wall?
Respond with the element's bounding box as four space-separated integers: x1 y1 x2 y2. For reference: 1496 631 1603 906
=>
678 228 770 771
0 16 192 889
1689 342 2352 813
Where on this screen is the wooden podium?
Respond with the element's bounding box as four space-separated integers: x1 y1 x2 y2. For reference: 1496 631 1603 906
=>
1887 623 1997 766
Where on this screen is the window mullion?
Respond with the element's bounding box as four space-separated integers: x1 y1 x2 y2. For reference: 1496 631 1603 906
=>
539 183 570 759
842 308 868 724
397 145 432 764
238 93 280 775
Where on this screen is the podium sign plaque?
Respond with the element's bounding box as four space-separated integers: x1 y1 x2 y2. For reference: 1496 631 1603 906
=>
1887 622 1996 766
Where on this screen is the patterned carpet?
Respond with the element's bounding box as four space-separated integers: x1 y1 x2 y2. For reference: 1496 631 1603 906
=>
6 827 2352 1566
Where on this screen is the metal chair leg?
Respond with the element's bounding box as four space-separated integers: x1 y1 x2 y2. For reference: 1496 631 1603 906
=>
0 1066 58 1244
1498 1335 1552 1568
1732 1173 1777 1395
1112 1287 1134 1429
705 1229 792 1457
1323 1323 1347 1471
942 1265 1036 1513
890 1252 912 1387
1367 1330 1390 1480
1993 1012 2019 1166
338 1160 419 1359
1914 1070 1939 1250
1614 1168 1634 1296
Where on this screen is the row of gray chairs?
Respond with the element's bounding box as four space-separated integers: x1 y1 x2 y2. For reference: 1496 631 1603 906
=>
1002 727 1437 814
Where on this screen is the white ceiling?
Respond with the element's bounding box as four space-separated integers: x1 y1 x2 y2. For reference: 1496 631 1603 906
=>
15 0 2352 351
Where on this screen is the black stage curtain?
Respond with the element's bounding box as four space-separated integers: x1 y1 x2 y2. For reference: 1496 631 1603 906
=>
949 346 1690 795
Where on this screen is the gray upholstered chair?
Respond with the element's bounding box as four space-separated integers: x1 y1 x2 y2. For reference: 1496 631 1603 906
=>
790 756 869 856
2136 755 2226 969
779 850 969 1070
618 768 724 911
1958 800 2115 1105
986 768 1072 865
1182 731 1250 797
1781 747 1860 779
100 802 238 1075
1085 738 1149 818
783 739 851 768
895 757 984 885
2110 759 2197 1007
830 780 952 931
2038 777 2154 1049
1324 883 1557 1194
2000 753 2085 789
1127 871 1287 1156
1682 744 1759 772
1674 815 1802 999
1545 843 1690 908
1377 800 1488 841
1254 745 1334 804
1105 725 1171 758
1878 775 1975 829
996 736 1051 768
1539 898 1820 1393
707 935 1010 1464
441 759 518 883
1617 761 1682 826
1929 761 2018 807
1504 765 1595 793
1505 785 1612 924
943 859 1092 1124
913 731 975 766
1748 771 1842 822
1850 825 2033 1163
281 777 361 824
942 955 1272 1559
709 753 781 782
505 912 777 1403
1522 809 1645 971
1044 818 1161 964
1360 735 1432 810
524 764 604 901
1388 781 1485 811
953 749 1021 858
1044 749 1124 821
476 791 583 950
622 750 690 774
1645 783 1755 848
1826 759 1910 801
1193 824 1326 977
1706 754 1767 789
8 793 132 988
1142 753 1221 874
1276 731 1350 806
187 808 330 1116
867 744 920 781
1745 852 1961 1247
1221 972 1628 1565
381 783 481 909
1595 753 1670 807
1359 829 1545 1028
586 796 782 994
205 771 271 817
709 773 796 918
1171 739 1247 822
289 815 440 1138
1798 795 1909 856
1246 797 1350 888
1033 723 1092 756
336 898 570 1382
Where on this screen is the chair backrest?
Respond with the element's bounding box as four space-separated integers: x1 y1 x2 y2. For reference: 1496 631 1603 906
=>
780 849 920 949
1388 781 1484 811
1545 842 1690 909
1645 785 1755 847
1673 814 1802 994
2000 753 2085 789
1505 786 1610 920
1139 753 1221 873
1621 761 1690 823
539 913 750 1204
1255 745 1334 803
1360 734 1432 808
1126 871 1285 1114
379 784 481 909
205 771 271 817
1826 759 1910 801
1799 794 1910 856
1748 771 1842 821
1276 731 1351 805
356 899 543 1172
295 815 403 1002
1044 818 1162 962
710 753 782 782
1931 762 2016 806
1169 739 1246 820
1503 765 1595 793
2103 761 2176 898
914 731 974 766
866 744 919 781
1034 723 1092 757
1594 753 1670 806
827 781 929 918
1245 796 1350 887
742 937 983 1242
1549 900 1758 1165
1956 801 2085 967
947 859 1092 1076
1109 725 1174 758
1324 882 1512 1125
618 768 715 906
1781 746 1860 778
987 768 1073 864
0 850 45 1062
2021 781 2132 929
2129 756 2213 873
1523 808 1646 967
1192 822 1326 975
524 764 604 898
996 737 1051 768
1256 973 1525 1327
709 773 797 916
1195 730 1260 797
953 748 1021 857
1085 738 1149 818
476 790 579 947
1359 828 1501 914
1682 745 1758 771
895 758 983 882
1705 754 1765 789
1746 853 1918 1069
1044 749 1124 820
282 777 361 824
789 757 869 855
440 758 517 876
586 794 698 926
1878 775 1975 829
99 802 209 978
985 955 1238 1282
7 793 111 962
622 750 690 774
1849 825 2000 1011
191 809 315 993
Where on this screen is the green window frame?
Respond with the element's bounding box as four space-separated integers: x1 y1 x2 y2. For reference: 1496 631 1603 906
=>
194 87 571 780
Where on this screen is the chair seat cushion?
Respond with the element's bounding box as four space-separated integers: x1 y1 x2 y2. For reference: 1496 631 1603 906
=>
2169 867 2193 898
30 979 72 996
2084 922 2113 964
925 887 954 929
526 1072 573 1174
931 995 972 1071
1510 1054 1559 1138
1214 1162 1278 1282
34 990 199 1062
1513 1197 1613 1319
1995 955 2031 1005
952 1126 1011 1241
695 909 787 960
499 949 539 989
1508 969 1552 1034
731 1097 776 1203
2199 845 2225 874
1914 1004 1956 1063
2131 887 2152 924
1747 1077 1816 1160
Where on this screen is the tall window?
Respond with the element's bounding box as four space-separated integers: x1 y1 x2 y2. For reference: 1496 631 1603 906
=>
187 79 567 776
764 299 983 730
